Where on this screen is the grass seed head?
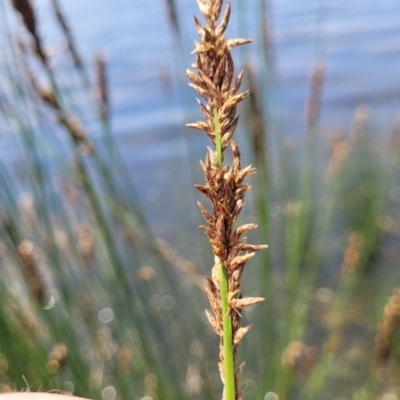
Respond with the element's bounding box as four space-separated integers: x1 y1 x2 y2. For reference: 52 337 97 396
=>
11 0 47 63
188 1 268 396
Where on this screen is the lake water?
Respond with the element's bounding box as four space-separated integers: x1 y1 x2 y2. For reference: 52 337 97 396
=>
2 0 400 242
53 0 400 132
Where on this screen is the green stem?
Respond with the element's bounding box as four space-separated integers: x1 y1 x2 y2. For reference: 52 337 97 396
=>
214 108 222 168
220 263 236 400
214 108 235 400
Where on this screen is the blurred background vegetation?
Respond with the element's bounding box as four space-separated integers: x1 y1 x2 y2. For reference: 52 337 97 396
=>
1 0 400 399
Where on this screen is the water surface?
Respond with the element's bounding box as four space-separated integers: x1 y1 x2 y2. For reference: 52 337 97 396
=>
2 0 400 241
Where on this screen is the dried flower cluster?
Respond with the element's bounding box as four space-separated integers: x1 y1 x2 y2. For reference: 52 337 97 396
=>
341 232 363 274
305 61 325 129
12 0 93 154
375 287 400 367
32 75 93 152
95 54 109 121
11 0 47 63
187 0 267 397
18 240 45 305
186 1 251 150
51 0 84 71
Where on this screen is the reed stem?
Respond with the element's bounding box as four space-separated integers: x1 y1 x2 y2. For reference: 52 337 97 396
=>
215 107 235 400
213 104 235 400
214 108 222 168
220 263 235 400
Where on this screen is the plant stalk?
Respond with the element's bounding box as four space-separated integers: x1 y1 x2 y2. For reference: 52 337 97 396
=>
220 263 235 400
214 108 223 168
214 107 235 400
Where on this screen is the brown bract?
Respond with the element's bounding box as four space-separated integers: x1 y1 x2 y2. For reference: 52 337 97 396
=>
375 287 400 367
95 54 109 121
11 0 47 63
52 0 84 71
187 0 267 395
186 0 251 151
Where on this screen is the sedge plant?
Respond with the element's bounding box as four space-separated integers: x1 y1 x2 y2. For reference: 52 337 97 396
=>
187 1 267 399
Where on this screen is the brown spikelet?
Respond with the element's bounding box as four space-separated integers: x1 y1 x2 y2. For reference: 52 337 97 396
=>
305 60 325 130
28 70 93 153
234 325 252 345
186 2 253 150
117 346 134 374
326 129 351 180
38 87 58 109
58 114 94 154
95 54 109 121
281 341 306 371
51 0 84 71
11 0 36 38
121 226 143 249
374 288 400 367
27 70 59 108
11 0 47 63
187 1 267 398
18 241 45 305
47 343 68 374
340 232 363 274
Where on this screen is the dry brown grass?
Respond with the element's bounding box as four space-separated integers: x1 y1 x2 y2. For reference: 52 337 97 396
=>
375 287 400 368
